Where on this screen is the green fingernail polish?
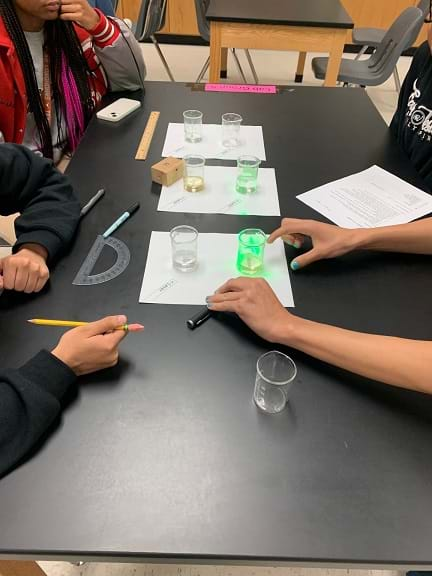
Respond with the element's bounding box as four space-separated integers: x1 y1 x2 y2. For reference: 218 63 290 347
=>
293 241 300 249
291 260 300 271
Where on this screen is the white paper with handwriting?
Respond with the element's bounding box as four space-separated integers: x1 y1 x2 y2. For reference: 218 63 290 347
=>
297 165 432 227
139 232 294 307
162 123 266 160
158 166 280 216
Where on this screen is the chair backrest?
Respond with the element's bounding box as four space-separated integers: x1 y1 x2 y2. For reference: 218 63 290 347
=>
417 0 431 17
368 7 424 74
194 0 211 42
135 0 167 41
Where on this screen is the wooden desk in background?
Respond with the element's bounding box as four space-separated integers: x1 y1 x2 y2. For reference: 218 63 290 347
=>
116 0 427 85
207 0 353 87
116 0 428 46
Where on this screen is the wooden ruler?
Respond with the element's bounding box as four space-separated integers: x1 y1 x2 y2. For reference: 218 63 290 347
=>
135 111 160 160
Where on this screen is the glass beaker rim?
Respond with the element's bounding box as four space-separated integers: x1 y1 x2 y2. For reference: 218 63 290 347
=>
170 225 199 242
256 351 297 385
238 228 266 247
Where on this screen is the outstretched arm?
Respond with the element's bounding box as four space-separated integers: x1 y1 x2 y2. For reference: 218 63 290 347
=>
0 315 128 479
268 217 432 271
207 278 432 395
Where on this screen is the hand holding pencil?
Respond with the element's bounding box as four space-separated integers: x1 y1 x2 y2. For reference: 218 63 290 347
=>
48 315 143 376
29 318 144 332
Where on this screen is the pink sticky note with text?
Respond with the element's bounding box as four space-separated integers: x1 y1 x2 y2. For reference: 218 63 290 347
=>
205 83 277 94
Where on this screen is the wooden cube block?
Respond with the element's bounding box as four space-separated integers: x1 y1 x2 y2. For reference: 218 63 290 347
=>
151 157 184 187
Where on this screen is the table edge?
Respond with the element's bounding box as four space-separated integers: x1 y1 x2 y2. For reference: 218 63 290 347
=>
1 552 432 569
206 16 354 29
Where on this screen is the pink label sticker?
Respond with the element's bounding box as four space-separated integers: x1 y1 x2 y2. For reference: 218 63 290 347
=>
205 83 277 94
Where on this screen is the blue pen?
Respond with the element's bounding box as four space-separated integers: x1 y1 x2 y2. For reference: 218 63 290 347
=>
102 202 140 238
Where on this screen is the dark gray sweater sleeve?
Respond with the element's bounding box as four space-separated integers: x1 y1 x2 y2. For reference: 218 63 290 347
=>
94 17 146 92
0 144 80 263
0 350 77 479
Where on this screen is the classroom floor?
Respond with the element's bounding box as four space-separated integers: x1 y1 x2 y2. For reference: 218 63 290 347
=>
34 45 412 576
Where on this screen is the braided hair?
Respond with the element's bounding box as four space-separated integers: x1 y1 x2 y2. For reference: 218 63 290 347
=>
0 0 96 158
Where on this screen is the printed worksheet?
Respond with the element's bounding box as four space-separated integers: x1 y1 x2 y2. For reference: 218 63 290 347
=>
139 232 294 307
297 165 432 227
158 166 280 216
162 123 266 161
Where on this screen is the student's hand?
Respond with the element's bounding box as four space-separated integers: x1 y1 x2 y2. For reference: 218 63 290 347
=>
268 218 359 270
0 245 49 293
59 0 100 30
207 278 294 343
52 315 128 376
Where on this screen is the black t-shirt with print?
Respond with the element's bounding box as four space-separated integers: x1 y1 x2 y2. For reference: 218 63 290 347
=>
391 41 432 191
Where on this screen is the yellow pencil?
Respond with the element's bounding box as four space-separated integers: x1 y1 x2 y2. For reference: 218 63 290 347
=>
28 319 144 332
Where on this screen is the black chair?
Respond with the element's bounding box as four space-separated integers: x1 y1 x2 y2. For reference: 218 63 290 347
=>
352 0 430 91
312 7 424 89
134 0 175 82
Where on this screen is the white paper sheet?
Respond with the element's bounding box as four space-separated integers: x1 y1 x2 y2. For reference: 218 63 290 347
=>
162 123 266 160
139 232 294 307
158 166 280 216
297 165 432 228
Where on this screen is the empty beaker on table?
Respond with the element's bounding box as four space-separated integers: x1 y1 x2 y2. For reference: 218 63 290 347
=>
236 228 266 275
254 351 297 414
170 225 198 272
184 154 205 192
236 156 261 194
222 113 242 147
183 110 203 143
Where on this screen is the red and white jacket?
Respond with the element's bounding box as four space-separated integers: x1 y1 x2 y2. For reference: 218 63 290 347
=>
0 10 145 145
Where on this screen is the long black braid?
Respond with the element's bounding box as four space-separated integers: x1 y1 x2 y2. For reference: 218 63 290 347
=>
0 0 96 158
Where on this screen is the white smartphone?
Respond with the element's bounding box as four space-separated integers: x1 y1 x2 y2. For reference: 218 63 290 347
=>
96 98 141 122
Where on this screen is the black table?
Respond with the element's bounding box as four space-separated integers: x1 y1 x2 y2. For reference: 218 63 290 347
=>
207 0 353 86
207 0 353 28
1 83 432 569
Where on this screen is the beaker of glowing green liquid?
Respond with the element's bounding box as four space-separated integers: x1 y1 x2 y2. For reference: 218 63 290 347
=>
237 228 266 275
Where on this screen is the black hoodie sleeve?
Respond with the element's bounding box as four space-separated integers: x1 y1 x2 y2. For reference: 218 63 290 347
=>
0 350 77 479
0 144 80 263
